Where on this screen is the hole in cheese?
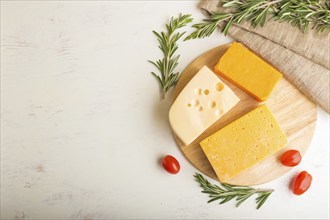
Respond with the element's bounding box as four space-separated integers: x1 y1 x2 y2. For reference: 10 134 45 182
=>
193 100 200 106
209 101 217 108
203 89 209 95
194 88 203 95
187 103 192 107
198 106 203 111
214 109 223 116
216 82 224 92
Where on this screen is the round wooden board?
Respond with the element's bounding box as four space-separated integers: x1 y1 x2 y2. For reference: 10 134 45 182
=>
172 43 317 186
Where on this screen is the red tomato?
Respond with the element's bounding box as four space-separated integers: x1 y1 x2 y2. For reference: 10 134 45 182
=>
162 155 180 174
291 171 313 195
280 150 302 167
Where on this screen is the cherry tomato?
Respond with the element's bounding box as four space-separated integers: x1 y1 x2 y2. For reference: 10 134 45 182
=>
280 150 302 167
162 155 180 174
291 171 312 195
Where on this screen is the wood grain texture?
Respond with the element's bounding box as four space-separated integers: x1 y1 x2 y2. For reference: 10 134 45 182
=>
172 44 317 186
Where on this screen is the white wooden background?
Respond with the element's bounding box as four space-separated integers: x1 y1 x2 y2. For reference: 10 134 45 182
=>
1 1 329 219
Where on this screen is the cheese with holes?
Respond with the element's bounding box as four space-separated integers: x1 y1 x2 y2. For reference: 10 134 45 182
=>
169 66 240 145
200 105 288 183
214 42 282 102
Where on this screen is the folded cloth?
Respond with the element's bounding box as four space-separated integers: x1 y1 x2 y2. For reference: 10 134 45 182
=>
200 0 330 113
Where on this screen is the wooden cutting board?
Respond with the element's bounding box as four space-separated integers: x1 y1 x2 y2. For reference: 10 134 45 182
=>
172 43 317 186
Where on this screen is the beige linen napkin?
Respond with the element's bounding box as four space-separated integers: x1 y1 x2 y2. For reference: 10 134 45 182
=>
201 0 330 113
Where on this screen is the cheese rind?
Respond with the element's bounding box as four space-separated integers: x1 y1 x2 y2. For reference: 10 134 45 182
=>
200 105 288 183
169 66 240 145
214 42 282 102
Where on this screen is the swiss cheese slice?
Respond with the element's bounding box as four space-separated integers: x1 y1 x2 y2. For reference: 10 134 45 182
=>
169 66 240 145
214 42 282 102
200 104 288 183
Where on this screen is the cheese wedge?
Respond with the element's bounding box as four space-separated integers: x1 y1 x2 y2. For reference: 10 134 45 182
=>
169 66 240 145
200 105 288 183
214 42 282 102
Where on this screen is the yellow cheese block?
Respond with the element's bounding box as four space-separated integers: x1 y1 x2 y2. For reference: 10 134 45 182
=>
200 105 288 183
214 42 282 102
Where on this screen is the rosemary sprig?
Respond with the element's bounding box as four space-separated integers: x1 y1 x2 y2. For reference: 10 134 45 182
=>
149 14 193 99
194 173 274 209
185 0 330 40
276 0 330 32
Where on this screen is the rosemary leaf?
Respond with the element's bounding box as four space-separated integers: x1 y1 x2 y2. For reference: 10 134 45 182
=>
194 173 274 209
208 196 225 203
219 195 236 204
236 192 254 207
